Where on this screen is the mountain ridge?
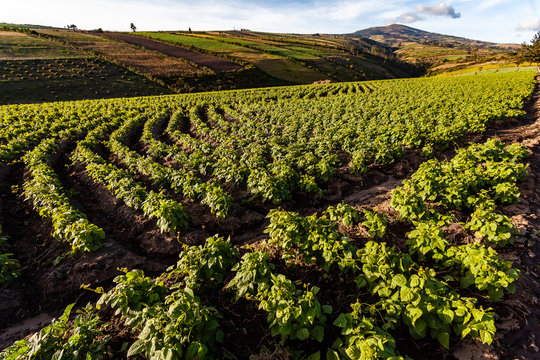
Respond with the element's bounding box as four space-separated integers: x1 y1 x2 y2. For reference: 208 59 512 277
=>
347 24 505 48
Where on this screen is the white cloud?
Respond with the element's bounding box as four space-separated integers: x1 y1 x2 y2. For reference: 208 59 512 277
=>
386 12 422 24
476 0 508 10
517 18 540 31
416 3 461 18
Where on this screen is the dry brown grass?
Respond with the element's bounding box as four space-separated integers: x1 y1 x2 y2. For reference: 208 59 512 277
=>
0 31 26 37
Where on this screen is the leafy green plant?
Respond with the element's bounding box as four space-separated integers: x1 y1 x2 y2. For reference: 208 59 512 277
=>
97 268 167 317
125 287 223 360
200 183 234 219
258 274 332 343
465 196 516 247
445 244 519 301
265 209 357 272
324 203 362 226
226 248 275 301
332 302 408 360
0 304 110 360
99 268 223 360
405 221 447 261
362 210 388 239
355 241 496 349
168 236 238 290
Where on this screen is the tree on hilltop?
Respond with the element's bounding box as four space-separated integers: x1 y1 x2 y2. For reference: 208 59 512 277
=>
130 23 137 32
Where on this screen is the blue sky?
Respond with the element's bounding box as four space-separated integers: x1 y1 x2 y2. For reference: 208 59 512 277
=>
3 0 540 44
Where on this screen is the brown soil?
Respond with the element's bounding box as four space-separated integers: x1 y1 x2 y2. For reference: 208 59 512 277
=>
0 80 539 358
99 32 242 73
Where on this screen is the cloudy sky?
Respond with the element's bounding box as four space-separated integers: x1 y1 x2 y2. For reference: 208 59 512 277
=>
3 0 540 44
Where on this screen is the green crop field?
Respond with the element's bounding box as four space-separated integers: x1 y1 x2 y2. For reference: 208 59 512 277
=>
140 32 249 53
435 63 538 77
0 70 536 359
189 34 320 60
139 31 327 84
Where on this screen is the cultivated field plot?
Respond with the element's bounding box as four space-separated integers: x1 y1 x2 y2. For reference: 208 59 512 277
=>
0 57 171 104
0 71 539 359
0 31 82 60
183 33 367 82
188 33 323 60
101 32 242 73
434 63 538 77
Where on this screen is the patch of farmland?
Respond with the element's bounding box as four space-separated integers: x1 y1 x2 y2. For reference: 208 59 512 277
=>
0 31 83 60
101 32 242 72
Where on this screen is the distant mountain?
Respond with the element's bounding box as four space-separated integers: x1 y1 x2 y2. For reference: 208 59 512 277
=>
345 24 518 75
348 24 497 49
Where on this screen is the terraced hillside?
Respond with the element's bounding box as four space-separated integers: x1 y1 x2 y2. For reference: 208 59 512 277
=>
0 71 539 359
38 30 208 77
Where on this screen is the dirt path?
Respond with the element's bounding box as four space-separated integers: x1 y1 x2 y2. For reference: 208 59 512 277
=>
98 32 242 73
